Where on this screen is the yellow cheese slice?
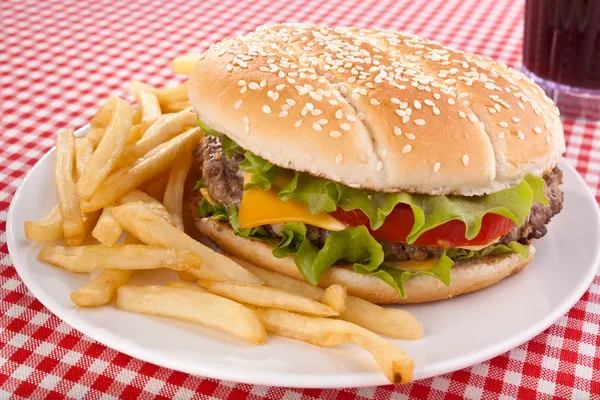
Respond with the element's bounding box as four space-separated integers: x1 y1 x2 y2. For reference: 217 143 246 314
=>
384 258 439 272
238 186 347 231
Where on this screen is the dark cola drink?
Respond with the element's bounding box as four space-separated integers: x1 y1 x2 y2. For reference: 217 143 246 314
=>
523 0 600 119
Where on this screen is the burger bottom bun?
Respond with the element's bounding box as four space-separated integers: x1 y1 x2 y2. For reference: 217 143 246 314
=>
194 219 535 304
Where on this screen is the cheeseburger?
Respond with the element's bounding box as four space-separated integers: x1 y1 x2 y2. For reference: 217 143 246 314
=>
186 23 565 303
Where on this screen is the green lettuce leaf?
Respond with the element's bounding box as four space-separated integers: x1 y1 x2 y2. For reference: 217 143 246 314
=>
192 179 205 191
447 241 530 260
356 252 454 299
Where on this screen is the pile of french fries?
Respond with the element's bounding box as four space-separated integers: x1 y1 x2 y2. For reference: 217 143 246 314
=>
23 56 422 384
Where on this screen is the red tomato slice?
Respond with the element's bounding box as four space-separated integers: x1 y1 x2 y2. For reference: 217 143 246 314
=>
331 204 514 247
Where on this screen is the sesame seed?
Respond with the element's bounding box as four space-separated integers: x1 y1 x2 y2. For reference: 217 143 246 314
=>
234 100 242 109
468 114 478 123
335 153 343 164
347 114 357 122
402 145 412 154
498 131 505 139
370 98 380 105
434 93 441 100
462 154 469 166
488 107 496 114
330 130 342 138
276 84 286 91
534 108 541 116
286 99 296 106
432 107 440 115
335 110 343 119
376 161 384 171
226 64 233 72
240 86 247 94
413 100 422 109
317 119 328 125
512 117 520 123
238 80 246 87
533 126 542 134
424 99 435 106
340 123 351 131
306 102 314 111
391 97 401 105
433 162 441 172
414 119 426 126
518 130 525 140
294 120 302 128
448 98 455 105
484 82 495 90
458 111 466 119
248 82 260 90
311 109 323 116
546 136 551 144
393 126 402 136
499 121 509 128
262 105 271 114
312 123 322 132
405 133 416 140
395 109 404 117
518 102 525 110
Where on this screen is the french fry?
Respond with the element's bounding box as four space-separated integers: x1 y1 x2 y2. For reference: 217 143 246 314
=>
131 81 189 106
199 281 337 317
170 53 203 75
86 128 105 149
126 124 143 145
321 285 347 314
90 97 116 128
118 189 176 225
116 109 196 167
144 174 169 201
81 127 202 211
70 269 133 307
77 96 132 200
64 209 101 247
167 281 208 292
257 308 414 384
162 101 192 113
24 205 63 242
176 271 200 282
163 143 193 230
235 258 423 340
130 82 161 133
91 206 122 246
38 244 202 273
111 202 263 285
117 285 267 344
74 138 94 179
54 130 85 240
132 107 142 125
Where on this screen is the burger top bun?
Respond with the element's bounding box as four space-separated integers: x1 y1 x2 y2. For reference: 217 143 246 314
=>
189 23 565 196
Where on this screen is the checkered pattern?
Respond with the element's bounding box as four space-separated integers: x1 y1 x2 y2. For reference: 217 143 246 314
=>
1 0 599 398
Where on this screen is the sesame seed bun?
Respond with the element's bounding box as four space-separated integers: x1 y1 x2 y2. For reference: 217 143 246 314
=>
196 219 534 304
188 23 565 196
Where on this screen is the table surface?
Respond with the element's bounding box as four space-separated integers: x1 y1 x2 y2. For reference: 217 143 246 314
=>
1 0 599 398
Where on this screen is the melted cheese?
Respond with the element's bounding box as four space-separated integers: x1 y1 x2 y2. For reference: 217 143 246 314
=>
238 186 346 231
384 258 439 272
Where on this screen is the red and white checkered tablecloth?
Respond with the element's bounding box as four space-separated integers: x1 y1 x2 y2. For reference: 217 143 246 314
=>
1 0 599 398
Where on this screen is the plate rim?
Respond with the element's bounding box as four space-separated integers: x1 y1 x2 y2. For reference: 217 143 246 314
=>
6 125 600 388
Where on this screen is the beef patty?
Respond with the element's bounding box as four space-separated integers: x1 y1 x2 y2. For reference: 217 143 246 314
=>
193 136 563 261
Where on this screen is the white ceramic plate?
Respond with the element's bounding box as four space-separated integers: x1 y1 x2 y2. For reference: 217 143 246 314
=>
7 126 600 388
